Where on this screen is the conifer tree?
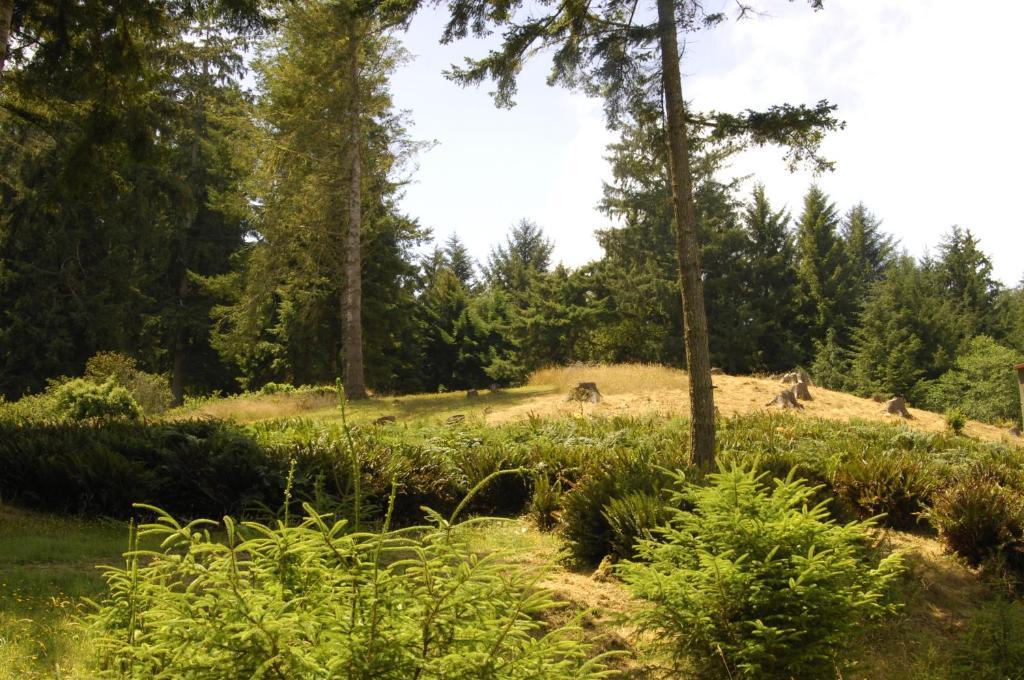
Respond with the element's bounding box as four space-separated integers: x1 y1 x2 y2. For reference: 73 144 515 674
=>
444 233 477 288
742 185 804 372
796 185 850 346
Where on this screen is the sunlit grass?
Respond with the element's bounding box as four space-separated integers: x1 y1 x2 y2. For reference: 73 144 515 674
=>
0 506 126 679
528 363 690 394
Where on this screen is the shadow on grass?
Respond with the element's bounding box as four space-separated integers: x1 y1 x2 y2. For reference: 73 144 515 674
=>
310 386 559 427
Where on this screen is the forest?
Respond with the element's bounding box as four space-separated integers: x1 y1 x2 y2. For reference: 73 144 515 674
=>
2 0 1024 678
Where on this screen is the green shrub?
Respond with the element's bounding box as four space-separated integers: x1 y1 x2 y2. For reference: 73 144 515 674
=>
919 336 1022 425
602 491 672 560
52 378 142 422
528 472 563 531
946 407 968 435
951 598 1024 679
259 381 296 395
85 505 613 678
926 471 1024 570
620 465 904 679
832 449 939 530
560 447 686 564
85 351 173 414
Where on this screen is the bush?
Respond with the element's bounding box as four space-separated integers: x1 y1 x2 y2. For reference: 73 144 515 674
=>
951 598 1024 679
85 506 613 678
259 381 296 395
52 378 142 422
620 465 904 679
85 351 173 414
919 336 1022 425
926 470 1024 571
528 472 563 531
560 447 686 564
946 407 968 435
832 449 939 530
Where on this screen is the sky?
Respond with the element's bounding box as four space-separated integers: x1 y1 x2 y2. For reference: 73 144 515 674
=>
389 0 1024 285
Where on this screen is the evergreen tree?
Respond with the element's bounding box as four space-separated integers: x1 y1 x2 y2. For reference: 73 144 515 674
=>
796 185 851 346
934 226 1001 345
742 185 803 372
484 220 553 294
0 0 266 398
209 0 425 393
444 233 477 288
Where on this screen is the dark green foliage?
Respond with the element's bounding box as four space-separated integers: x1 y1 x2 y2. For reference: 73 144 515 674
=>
85 505 613 678
742 185 805 372
951 598 1024 680
832 450 939 530
620 465 903 679
602 491 673 560
797 186 851 345
560 447 686 564
811 328 852 391
528 472 563 531
927 470 1024 571
0 420 282 517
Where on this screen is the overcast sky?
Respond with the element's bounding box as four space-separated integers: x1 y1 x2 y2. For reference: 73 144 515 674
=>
389 0 1023 285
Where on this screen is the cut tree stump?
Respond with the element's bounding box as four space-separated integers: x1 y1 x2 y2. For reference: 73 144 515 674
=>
446 414 466 425
373 415 396 426
781 372 799 385
882 397 913 419
466 389 479 399
710 367 725 375
767 390 803 410
791 381 812 401
566 382 602 403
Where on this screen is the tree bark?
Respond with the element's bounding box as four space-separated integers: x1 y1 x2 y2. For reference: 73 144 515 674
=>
656 0 716 470
343 28 368 400
0 0 13 77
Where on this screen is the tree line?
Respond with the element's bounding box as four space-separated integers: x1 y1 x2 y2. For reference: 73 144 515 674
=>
2 1 1020 428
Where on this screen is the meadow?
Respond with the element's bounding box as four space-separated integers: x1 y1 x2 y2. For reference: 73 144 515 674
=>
2 365 1024 678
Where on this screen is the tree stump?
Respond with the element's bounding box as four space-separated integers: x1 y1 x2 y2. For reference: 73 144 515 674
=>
791 381 812 401
466 389 479 399
710 367 725 375
566 382 602 403
488 383 501 392
446 414 465 425
373 415 396 426
767 390 803 410
1009 426 1021 438
781 371 799 385
882 397 913 419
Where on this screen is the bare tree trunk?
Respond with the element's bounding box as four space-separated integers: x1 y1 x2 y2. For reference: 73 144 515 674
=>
343 28 368 400
0 0 12 77
656 0 716 470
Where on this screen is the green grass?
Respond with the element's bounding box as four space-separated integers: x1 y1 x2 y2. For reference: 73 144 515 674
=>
0 505 126 679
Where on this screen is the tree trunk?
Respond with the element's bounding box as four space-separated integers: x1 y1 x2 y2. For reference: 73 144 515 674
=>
343 28 368 400
0 0 13 77
656 0 716 470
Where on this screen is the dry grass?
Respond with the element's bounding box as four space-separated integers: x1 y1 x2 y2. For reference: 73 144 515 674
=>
529 363 690 394
516 365 1023 446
